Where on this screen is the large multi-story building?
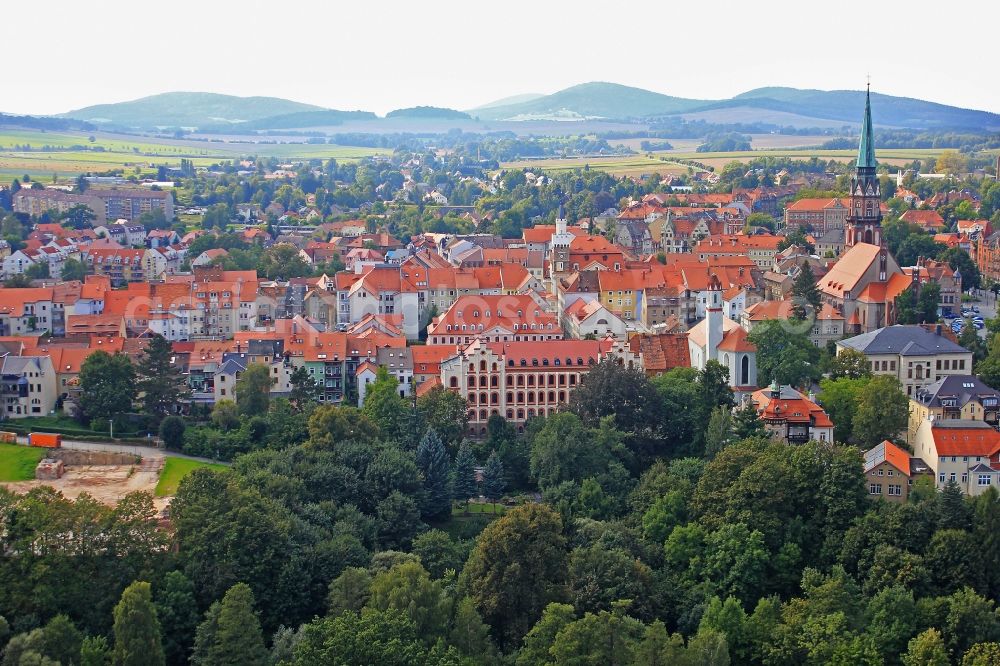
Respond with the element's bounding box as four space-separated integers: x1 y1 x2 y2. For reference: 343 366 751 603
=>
912 420 1000 495
12 187 173 225
837 325 974 397
440 338 638 436
908 375 1000 443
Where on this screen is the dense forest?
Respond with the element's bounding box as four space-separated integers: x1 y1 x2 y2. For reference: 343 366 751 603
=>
4 360 1000 665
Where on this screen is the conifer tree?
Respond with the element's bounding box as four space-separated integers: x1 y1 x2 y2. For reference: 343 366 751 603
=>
154 571 199 666
136 334 190 418
792 260 821 318
452 441 478 509
112 581 165 666
193 584 267 666
416 428 453 521
481 450 506 513
732 400 767 440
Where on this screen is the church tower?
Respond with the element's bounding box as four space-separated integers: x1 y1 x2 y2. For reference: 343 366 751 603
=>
549 201 573 292
845 85 883 248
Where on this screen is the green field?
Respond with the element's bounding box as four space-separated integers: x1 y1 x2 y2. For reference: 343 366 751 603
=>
0 443 46 482
502 146 996 177
154 457 228 497
0 128 392 181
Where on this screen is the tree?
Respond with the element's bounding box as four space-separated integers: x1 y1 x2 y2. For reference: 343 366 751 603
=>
154 571 199 666
62 203 96 229
79 351 136 421
61 257 88 281
289 609 430 665
731 400 766 440
80 636 111 666
936 150 968 175
361 366 406 440
367 562 450 641
939 247 981 290
516 603 576 666
39 615 83 666
548 607 645 665
828 349 873 380
234 363 271 416
210 400 240 431
792 261 822 317
452 441 478 508
450 597 495 661
25 262 50 280
158 416 186 450
460 503 567 650
416 428 453 521
747 319 821 387
112 581 165 666
481 449 506 513
417 386 469 450
704 406 733 458
200 583 268 666
529 412 616 489
853 375 909 447
818 377 869 443
699 360 735 410
963 643 1000 666
635 620 686 666
287 366 321 412
412 530 466 579
326 567 372 617
137 334 189 417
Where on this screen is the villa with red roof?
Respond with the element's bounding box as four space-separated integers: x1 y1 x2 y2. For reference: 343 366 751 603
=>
912 420 1000 495
751 381 834 444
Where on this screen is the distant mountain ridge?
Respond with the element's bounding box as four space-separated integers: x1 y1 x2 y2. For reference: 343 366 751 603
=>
44 84 1000 132
471 82 1000 130
61 92 327 129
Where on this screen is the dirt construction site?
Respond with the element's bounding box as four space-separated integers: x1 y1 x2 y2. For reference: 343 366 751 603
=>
2 449 169 511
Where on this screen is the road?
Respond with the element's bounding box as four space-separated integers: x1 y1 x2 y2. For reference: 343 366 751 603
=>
958 289 997 340
15 435 227 465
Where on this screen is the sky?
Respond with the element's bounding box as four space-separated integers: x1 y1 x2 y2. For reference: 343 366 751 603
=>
4 0 997 116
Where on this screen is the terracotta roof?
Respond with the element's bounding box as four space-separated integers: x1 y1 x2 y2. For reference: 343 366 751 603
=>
864 440 911 474
717 326 756 353
752 385 833 427
930 421 1000 457
429 294 560 337
819 243 882 298
522 225 586 243
628 333 690 373
900 210 946 229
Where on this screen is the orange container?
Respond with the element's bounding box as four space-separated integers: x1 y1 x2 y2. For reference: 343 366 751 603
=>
28 433 62 448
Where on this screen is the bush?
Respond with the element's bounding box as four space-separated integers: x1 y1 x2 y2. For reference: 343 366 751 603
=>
159 416 186 450
89 417 109 433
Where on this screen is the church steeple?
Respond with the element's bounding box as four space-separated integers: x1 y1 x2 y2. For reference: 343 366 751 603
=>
856 84 876 169
845 83 883 248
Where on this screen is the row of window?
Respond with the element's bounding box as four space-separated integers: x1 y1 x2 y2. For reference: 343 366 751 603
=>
939 471 994 486
869 484 903 495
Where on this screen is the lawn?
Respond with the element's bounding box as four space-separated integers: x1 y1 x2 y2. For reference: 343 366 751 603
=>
154 457 228 497
453 501 507 516
0 443 46 482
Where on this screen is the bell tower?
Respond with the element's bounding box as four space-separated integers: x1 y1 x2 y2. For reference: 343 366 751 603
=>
845 84 883 248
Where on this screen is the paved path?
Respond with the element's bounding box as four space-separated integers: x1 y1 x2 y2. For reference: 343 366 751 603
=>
16 436 228 465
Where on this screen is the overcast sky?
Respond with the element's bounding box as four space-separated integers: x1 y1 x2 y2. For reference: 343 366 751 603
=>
5 0 996 116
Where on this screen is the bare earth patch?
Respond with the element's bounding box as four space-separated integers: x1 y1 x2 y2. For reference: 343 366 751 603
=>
1 455 168 511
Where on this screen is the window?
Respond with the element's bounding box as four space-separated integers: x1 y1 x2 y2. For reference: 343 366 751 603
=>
888 485 902 496
869 484 882 495
980 474 992 486
939 473 946 483
877 469 884 476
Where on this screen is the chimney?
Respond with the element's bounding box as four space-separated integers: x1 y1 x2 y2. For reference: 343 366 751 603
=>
935 323 942 336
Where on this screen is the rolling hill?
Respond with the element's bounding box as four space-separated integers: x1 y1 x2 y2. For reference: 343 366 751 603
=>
471 83 1000 130
471 82 707 121
61 92 326 129
386 106 471 120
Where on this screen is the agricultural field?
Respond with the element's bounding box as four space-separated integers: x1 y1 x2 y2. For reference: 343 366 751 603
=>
154 457 228 497
501 154 702 178
502 146 978 177
0 443 46 482
0 128 392 181
610 134 837 153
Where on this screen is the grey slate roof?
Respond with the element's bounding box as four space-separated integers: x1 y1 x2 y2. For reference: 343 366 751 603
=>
839 325 970 356
913 375 1000 408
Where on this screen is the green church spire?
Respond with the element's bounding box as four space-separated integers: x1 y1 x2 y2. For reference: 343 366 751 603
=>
856 84 876 169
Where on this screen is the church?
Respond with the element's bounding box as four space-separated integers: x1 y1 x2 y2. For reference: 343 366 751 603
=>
818 87 911 334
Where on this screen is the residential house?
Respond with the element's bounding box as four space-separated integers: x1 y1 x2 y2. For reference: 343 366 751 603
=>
908 375 1000 442
750 381 834 444
912 420 1000 495
864 440 930 502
